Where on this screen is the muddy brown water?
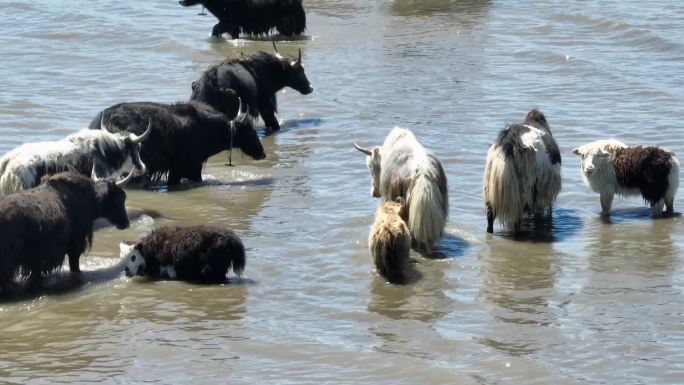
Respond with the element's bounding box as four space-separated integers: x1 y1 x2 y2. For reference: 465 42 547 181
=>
0 1 683 384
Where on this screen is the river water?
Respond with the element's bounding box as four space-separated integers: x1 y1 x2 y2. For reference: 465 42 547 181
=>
0 0 683 384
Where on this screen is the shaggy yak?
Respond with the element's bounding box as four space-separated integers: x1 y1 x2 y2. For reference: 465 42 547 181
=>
179 0 306 39
483 109 561 233
354 127 448 255
0 171 133 292
0 122 150 196
121 225 246 282
90 97 265 186
190 43 313 132
572 139 679 217
368 199 411 284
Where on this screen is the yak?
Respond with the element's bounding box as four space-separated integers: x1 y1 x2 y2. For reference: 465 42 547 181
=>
190 43 313 132
90 98 265 186
0 121 150 196
572 140 679 217
354 128 448 255
121 225 246 282
0 171 134 292
483 109 561 233
179 0 306 39
368 199 411 284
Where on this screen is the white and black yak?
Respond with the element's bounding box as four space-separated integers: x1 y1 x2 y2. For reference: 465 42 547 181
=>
354 128 448 255
0 171 133 292
369 199 411 284
121 225 246 282
572 139 679 217
190 43 313 132
0 121 150 196
179 0 306 39
90 98 265 186
483 109 561 233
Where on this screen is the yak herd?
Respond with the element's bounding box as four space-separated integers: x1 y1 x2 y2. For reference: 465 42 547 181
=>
0 1 681 293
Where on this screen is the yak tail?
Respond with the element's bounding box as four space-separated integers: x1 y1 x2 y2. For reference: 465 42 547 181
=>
0 170 26 197
230 239 247 278
484 145 531 230
407 174 447 255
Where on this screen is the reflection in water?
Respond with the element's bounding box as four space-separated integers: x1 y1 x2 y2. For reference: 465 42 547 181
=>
497 207 584 243
390 0 491 17
479 237 560 355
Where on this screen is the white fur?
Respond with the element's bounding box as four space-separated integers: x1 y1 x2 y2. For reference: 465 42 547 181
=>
121 242 145 276
572 139 679 216
0 130 143 196
484 125 561 230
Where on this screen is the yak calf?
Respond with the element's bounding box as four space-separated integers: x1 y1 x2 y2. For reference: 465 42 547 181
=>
369 199 411 284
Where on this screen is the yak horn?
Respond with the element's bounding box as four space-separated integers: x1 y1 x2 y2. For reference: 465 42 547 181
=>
91 164 101 181
272 41 283 59
352 141 372 156
100 114 107 131
235 97 248 122
116 167 136 187
130 119 152 144
296 48 302 64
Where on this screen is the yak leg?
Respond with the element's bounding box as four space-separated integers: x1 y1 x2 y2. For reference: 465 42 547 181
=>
187 163 203 183
68 251 81 273
168 169 183 186
486 204 495 234
665 196 675 216
260 106 280 132
600 191 614 217
652 199 665 217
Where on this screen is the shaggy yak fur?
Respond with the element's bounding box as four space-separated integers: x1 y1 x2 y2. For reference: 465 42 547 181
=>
179 0 306 39
0 172 130 291
572 139 679 216
90 99 265 186
190 46 313 132
483 109 562 233
354 128 448 255
0 126 149 196
122 225 246 282
369 199 411 284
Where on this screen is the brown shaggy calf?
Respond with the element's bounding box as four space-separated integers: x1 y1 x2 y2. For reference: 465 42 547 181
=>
369 200 411 284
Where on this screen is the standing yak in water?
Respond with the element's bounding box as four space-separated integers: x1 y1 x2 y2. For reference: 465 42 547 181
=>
179 0 306 39
190 43 313 132
0 171 133 292
354 128 448 255
90 97 265 186
483 109 561 233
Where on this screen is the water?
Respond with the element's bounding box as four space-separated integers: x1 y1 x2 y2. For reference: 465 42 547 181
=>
1 0 683 383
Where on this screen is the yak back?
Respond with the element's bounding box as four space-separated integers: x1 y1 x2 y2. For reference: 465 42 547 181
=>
496 123 561 165
137 225 246 278
613 146 674 205
202 0 305 36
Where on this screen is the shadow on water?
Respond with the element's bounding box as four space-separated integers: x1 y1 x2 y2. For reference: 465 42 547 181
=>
0 259 126 304
428 230 471 259
258 117 323 137
497 207 583 243
599 206 682 225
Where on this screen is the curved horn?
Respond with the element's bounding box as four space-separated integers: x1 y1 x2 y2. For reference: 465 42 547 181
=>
296 48 302 65
272 41 283 59
100 114 107 131
116 167 136 187
352 141 372 156
91 163 101 182
129 119 152 144
235 97 248 122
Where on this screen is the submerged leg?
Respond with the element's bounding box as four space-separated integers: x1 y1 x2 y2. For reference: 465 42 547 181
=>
600 191 614 217
486 204 495 234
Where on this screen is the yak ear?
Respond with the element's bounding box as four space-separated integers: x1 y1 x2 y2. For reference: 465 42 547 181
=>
571 147 580 155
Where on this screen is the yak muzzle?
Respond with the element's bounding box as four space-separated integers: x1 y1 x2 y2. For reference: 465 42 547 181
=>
125 267 134 277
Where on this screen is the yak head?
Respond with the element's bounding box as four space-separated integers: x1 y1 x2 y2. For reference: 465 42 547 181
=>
93 168 136 230
353 141 382 197
273 43 313 95
572 139 626 178
95 118 151 180
230 106 266 160
121 242 146 277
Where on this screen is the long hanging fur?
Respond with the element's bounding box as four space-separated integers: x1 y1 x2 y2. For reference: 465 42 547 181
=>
369 201 411 284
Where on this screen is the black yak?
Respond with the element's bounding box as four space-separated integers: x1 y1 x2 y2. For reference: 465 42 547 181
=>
0 171 133 292
354 128 448 255
179 0 306 39
190 43 313 132
572 140 679 217
90 98 265 186
121 225 246 282
0 121 150 196
483 109 562 233
369 199 411 284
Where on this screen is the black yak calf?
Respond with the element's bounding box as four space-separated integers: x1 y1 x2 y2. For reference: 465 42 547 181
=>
179 0 306 39
191 43 313 132
121 225 246 282
90 98 265 186
0 171 132 292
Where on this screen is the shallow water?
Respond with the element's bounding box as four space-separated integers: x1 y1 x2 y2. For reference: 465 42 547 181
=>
1 0 683 384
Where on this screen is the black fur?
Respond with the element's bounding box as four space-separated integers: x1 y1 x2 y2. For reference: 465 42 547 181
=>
126 225 246 282
0 172 129 291
191 51 313 132
495 109 561 165
89 100 265 186
613 146 674 206
179 0 306 39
